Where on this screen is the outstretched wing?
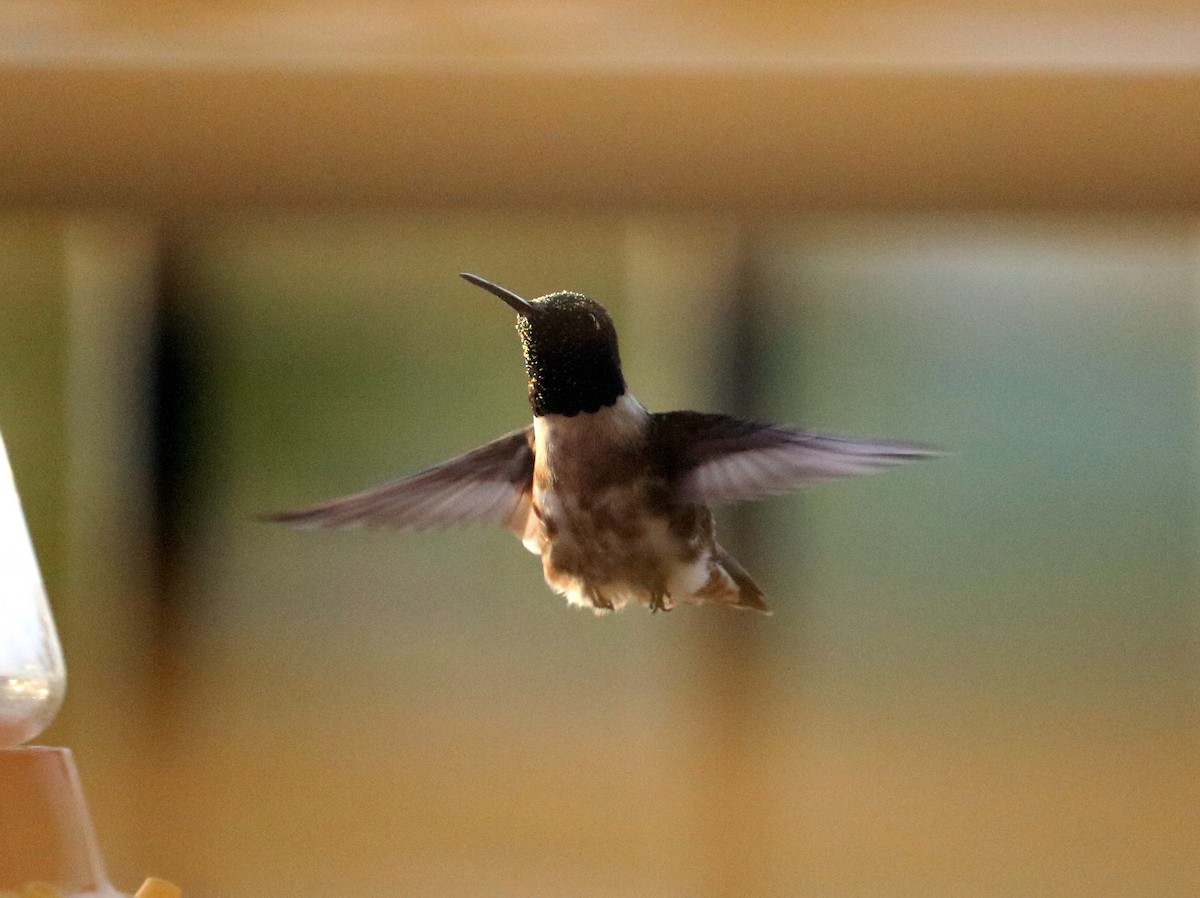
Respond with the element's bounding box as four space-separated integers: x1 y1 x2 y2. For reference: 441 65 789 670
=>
652 412 937 505
269 427 536 532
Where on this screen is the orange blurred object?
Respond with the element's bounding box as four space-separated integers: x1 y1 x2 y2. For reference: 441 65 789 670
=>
0 748 120 898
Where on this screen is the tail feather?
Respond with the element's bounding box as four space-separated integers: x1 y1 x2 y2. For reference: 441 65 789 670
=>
712 544 771 614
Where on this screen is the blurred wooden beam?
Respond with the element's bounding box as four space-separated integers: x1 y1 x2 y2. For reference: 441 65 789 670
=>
2 2 1200 210
3 68 1200 210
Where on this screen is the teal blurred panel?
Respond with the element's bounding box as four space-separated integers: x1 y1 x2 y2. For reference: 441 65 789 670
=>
758 217 1197 707
752 217 1197 893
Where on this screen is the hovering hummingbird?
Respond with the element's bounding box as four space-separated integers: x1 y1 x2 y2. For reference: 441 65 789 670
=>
273 273 936 615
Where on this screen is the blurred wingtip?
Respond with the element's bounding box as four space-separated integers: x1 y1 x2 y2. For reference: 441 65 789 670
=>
258 506 337 530
907 445 951 461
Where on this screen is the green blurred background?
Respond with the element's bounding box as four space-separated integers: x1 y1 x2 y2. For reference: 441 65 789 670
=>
1 4 1198 898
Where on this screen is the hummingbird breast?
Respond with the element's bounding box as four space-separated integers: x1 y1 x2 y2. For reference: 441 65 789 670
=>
526 394 716 612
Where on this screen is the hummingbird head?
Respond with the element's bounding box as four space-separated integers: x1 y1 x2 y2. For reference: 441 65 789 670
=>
461 273 626 417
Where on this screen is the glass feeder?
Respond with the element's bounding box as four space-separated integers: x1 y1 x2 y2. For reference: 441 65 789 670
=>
0 430 129 898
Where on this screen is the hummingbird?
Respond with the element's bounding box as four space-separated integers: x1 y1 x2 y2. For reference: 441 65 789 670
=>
272 273 936 615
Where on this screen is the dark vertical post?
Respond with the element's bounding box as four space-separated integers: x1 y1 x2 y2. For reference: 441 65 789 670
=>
689 230 776 898
145 232 208 709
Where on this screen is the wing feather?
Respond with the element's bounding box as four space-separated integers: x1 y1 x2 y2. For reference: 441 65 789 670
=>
269 427 535 533
652 412 938 505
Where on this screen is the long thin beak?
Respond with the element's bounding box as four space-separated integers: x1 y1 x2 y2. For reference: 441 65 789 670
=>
460 273 539 316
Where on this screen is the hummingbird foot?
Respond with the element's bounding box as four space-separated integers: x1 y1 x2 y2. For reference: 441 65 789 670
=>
649 591 672 613
589 590 615 612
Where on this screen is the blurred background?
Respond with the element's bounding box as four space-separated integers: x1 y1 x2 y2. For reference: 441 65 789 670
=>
1 3 1197 897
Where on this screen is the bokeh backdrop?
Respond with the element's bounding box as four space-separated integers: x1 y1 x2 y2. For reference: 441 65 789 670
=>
1 4 1197 898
